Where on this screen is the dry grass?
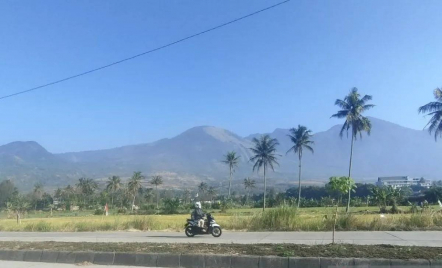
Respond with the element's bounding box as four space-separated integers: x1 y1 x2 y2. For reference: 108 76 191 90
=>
0 206 441 232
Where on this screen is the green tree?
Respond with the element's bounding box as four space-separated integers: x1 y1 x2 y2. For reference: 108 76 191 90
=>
0 180 17 209
419 88 442 140
328 176 356 207
150 175 163 209
331 88 374 212
198 182 208 200
371 186 388 212
76 178 98 207
249 134 280 211
106 176 121 207
287 125 314 208
128 172 144 212
207 186 217 207
387 186 403 214
222 151 241 198
243 178 256 205
7 195 30 224
32 183 44 211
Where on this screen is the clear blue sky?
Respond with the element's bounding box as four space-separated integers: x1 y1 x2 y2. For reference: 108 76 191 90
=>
1 0 441 153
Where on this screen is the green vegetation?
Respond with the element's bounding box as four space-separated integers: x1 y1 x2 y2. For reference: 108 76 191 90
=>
222 151 241 198
419 88 442 140
0 206 441 232
331 88 374 212
250 134 280 211
286 125 314 208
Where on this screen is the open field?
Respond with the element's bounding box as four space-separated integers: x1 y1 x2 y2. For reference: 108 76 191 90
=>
0 206 441 232
1 241 442 259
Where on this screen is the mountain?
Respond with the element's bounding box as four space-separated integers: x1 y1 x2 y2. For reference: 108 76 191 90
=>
1 118 441 189
265 117 442 181
0 141 82 188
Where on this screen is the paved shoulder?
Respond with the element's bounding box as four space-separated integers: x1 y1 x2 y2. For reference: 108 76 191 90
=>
0 260 156 267
0 231 441 246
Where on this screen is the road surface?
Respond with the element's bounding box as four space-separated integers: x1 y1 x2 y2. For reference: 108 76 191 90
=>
0 260 153 267
0 231 441 246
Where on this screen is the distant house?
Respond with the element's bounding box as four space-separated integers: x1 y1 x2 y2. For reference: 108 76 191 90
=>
376 176 431 188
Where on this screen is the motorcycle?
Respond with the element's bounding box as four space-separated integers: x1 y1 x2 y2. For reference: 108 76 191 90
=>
185 213 222 237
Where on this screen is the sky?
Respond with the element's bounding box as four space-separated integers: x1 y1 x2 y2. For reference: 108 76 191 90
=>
0 0 441 153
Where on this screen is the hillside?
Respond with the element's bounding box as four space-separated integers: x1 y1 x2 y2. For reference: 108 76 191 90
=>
1 117 441 189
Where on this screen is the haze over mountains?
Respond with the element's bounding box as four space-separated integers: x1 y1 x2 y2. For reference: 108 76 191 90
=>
0 117 441 189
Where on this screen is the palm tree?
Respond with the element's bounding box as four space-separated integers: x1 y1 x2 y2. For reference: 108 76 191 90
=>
287 125 314 208
128 172 144 212
419 88 442 140
106 176 121 207
249 134 279 211
207 187 217 208
222 151 241 198
76 178 98 207
331 88 374 212
198 182 208 201
32 183 44 211
243 178 256 205
150 175 163 209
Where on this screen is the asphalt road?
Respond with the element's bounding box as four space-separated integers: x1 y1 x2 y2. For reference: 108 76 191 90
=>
0 261 153 267
0 231 441 246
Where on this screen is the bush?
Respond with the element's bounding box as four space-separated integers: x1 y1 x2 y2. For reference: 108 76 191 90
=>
249 206 298 231
94 209 104 215
117 208 127 214
163 198 180 214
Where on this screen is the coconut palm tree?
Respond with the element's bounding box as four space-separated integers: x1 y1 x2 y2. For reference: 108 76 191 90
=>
76 178 97 207
331 88 374 212
249 134 279 211
198 182 208 200
243 178 256 205
207 186 217 208
287 125 314 208
128 172 144 211
222 151 241 198
106 176 121 207
32 183 44 211
419 88 442 140
150 175 163 209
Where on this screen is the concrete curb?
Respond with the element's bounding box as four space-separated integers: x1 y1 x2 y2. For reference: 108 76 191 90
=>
0 250 439 267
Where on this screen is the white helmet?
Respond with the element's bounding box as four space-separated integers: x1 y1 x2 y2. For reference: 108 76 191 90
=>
195 202 201 209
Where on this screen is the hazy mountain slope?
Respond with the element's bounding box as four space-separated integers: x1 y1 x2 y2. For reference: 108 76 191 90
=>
0 141 82 188
268 117 442 180
2 117 441 189
58 126 254 179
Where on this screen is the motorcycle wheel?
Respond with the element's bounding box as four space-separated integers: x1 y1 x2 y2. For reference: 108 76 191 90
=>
211 226 222 237
185 226 195 237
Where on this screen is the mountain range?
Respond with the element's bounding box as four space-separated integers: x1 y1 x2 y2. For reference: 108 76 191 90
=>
1 117 441 190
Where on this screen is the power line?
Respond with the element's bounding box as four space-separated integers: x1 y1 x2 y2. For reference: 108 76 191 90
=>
0 0 290 101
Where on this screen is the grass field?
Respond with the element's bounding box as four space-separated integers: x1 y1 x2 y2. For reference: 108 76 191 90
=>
0 206 441 232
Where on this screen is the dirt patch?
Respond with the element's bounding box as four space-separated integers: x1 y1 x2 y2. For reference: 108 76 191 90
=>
0 241 441 260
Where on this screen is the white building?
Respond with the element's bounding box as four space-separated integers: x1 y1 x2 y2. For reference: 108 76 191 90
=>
376 176 431 188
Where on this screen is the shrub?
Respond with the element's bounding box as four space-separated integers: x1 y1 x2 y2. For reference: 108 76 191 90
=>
249 206 298 231
94 209 104 215
163 198 180 214
117 208 127 214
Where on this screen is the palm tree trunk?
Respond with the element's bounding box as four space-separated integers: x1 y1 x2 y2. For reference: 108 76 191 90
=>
156 185 159 210
111 194 114 208
228 166 232 198
132 194 136 212
263 164 266 211
346 133 355 213
297 153 302 208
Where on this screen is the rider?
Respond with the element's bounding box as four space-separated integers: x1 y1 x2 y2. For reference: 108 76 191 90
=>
192 202 205 229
